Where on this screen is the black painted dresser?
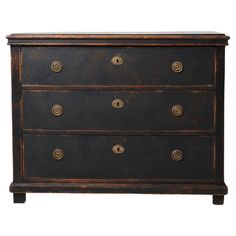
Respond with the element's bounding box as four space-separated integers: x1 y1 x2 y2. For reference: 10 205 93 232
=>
7 32 229 204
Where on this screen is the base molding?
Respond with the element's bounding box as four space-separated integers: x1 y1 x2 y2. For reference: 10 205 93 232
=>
10 182 228 195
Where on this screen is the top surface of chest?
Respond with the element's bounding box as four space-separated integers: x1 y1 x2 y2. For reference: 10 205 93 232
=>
7 32 229 44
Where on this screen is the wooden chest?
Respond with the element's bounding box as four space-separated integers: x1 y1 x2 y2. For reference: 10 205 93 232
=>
7 32 229 204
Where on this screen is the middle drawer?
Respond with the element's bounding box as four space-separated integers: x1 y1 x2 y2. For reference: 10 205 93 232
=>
23 91 214 131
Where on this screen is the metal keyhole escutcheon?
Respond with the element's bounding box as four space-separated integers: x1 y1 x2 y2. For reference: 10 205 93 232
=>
111 56 124 65
112 144 125 154
112 99 124 109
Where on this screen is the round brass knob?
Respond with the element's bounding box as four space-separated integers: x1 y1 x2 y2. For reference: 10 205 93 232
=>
172 61 184 73
171 105 183 117
53 148 64 160
112 99 124 109
171 149 183 161
112 144 125 154
51 61 63 73
111 56 123 65
51 104 63 117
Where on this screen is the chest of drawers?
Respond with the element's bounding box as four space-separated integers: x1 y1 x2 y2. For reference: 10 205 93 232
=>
7 32 229 204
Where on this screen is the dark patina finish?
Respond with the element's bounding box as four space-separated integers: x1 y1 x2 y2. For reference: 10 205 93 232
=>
7 32 229 204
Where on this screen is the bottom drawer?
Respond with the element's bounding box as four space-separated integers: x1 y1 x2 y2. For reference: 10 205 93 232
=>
24 135 214 180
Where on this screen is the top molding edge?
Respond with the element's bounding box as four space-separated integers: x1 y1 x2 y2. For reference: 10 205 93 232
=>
7 33 230 46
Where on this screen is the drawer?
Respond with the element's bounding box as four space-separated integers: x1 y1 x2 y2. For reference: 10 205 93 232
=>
24 135 214 180
23 91 215 131
22 46 214 86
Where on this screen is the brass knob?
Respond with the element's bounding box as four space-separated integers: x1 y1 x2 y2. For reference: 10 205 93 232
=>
171 149 183 161
51 104 63 117
112 99 124 109
51 61 63 73
111 56 123 65
112 144 125 154
171 105 183 117
172 61 184 73
53 148 64 160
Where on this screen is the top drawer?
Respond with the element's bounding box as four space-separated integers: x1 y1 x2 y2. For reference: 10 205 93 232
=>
21 47 214 86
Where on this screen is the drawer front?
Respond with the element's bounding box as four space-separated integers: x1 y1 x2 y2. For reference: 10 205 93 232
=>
22 46 214 86
23 91 214 131
24 135 214 180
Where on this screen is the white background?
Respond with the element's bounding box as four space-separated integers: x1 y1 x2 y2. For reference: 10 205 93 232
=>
0 0 235 235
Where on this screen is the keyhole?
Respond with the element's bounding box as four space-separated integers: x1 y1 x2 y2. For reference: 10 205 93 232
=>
111 56 123 65
112 144 125 154
112 99 124 109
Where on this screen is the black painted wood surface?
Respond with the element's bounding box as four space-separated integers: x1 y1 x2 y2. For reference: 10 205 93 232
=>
22 47 214 86
23 91 214 130
24 134 214 180
8 33 229 204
